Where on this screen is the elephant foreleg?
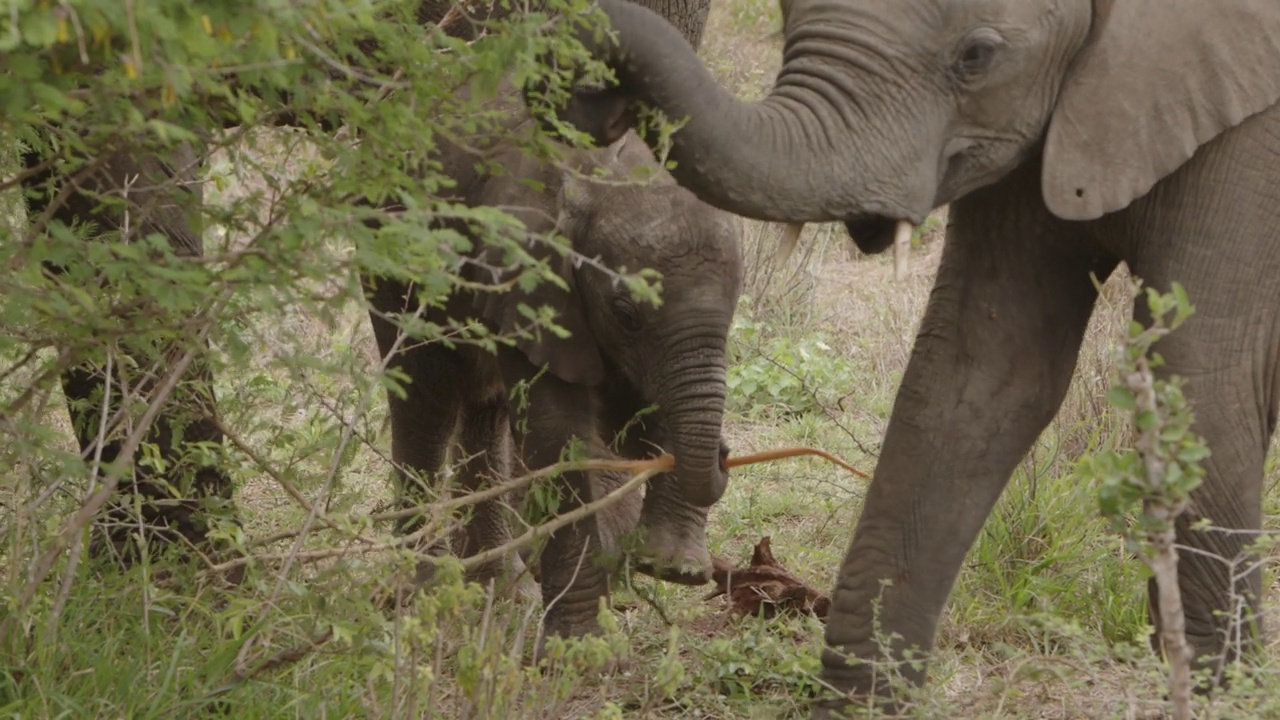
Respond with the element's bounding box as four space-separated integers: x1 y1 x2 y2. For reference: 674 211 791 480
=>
818 164 1115 709
364 276 466 586
587 468 645 569
498 348 616 649
611 421 714 585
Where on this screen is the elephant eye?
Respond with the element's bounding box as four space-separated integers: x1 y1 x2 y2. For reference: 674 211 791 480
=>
612 297 643 333
954 30 1002 81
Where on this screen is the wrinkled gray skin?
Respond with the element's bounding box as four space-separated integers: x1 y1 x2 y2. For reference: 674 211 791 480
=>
541 0 1280 709
363 124 742 645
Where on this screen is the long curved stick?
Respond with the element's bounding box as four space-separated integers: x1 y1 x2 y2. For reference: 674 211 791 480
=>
725 446 871 479
612 445 871 480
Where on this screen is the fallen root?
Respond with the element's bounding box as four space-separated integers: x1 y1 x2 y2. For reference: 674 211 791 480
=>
705 536 830 621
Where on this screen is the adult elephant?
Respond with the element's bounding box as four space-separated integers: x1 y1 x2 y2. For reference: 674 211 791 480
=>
363 120 742 644
535 0 1280 710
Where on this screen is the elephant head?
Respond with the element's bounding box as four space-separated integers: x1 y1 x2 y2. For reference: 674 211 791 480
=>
478 132 743 508
545 0 1280 250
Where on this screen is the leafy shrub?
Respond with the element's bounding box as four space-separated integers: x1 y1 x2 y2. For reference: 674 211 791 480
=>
726 301 858 417
702 617 824 699
0 0 647 714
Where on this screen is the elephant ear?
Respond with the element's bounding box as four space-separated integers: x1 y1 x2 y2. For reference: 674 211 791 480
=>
1042 0 1280 221
556 132 667 231
478 243 604 387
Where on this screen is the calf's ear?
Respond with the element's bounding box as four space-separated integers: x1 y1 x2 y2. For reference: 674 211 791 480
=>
476 250 604 387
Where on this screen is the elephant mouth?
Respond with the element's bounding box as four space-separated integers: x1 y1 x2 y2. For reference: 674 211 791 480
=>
845 215 917 282
844 215 903 255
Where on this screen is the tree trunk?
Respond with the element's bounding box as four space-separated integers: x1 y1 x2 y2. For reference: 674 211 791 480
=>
626 0 709 51
417 0 710 51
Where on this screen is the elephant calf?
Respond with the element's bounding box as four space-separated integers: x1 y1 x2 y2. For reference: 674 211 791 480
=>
363 119 743 644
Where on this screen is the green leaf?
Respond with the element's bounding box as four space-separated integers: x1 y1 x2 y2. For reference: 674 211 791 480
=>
1170 281 1196 328
1176 444 1211 464
1106 387 1136 410
19 9 58 48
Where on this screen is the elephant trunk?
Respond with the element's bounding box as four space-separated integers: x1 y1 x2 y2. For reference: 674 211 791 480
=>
655 339 731 508
562 0 931 241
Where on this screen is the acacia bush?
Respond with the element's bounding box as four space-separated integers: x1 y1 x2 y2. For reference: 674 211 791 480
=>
0 1 662 714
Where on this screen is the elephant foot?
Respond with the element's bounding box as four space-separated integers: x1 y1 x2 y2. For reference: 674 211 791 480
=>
535 638 630 676
379 540 539 611
810 697 881 719
808 699 849 720
811 699 913 719
472 550 540 602
540 592 604 642
505 571 541 602
463 553 509 589
810 684 912 719
627 473 714 585
632 513 713 586
535 612 630 676
374 541 453 611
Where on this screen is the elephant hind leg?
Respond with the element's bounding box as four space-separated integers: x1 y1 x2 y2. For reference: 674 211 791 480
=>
451 391 536 598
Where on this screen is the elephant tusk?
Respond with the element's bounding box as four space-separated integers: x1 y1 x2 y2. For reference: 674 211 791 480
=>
777 222 804 265
893 219 913 281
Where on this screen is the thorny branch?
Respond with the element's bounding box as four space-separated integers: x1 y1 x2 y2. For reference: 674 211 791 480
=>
197 446 868 577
